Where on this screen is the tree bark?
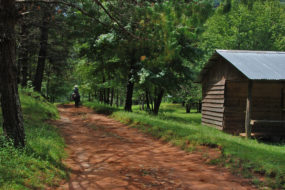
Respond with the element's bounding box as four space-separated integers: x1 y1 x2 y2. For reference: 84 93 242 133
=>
33 9 50 92
116 89 119 107
124 55 136 112
141 95 144 111
99 89 103 103
197 100 202 113
145 89 150 111
102 74 108 104
124 79 134 112
153 88 164 115
110 88 114 106
94 89 97 100
21 52 28 87
0 0 25 147
88 92 91 102
17 22 30 87
150 93 154 111
106 88 110 104
45 62 51 100
186 103 191 113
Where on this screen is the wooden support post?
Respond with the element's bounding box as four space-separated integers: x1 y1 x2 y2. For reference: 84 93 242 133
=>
245 80 253 138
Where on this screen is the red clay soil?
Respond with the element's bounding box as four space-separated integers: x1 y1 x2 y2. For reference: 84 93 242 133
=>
53 105 256 190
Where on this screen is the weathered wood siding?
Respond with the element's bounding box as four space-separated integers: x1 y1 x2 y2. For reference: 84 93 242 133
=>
201 59 246 129
224 81 247 134
224 81 285 134
202 80 225 128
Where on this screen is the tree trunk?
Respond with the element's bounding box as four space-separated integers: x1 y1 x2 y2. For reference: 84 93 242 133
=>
88 92 91 102
106 88 110 104
94 89 97 100
186 103 191 113
102 74 108 104
110 88 114 106
103 89 106 103
21 53 28 87
33 9 50 92
153 88 164 115
145 89 150 111
0 0 25 147
150 93 154 111
124 56 136 112
141 95 144 111
99 90 103 102
116 89 119 107
18 24 29 86
197 100 202 113
124 79 134 112
46 67 50 100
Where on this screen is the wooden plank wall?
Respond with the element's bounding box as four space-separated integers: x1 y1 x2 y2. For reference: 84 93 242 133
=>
224 81 285 134
202 80 225 129
223 81 247 134
201 58 246 132
252 83 284 134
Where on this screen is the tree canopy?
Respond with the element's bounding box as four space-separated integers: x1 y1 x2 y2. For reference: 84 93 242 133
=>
0 0 284 146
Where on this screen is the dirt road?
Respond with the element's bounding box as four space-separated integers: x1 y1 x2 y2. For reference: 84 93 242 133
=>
54 105 256 190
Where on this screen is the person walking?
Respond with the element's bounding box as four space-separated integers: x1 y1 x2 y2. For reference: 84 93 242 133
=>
72 85 81 107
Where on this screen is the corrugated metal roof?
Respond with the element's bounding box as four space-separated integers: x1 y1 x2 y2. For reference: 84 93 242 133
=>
198 50 285 81
217 50 285 80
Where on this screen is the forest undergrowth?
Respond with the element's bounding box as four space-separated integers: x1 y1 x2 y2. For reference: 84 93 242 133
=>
0 90 67 190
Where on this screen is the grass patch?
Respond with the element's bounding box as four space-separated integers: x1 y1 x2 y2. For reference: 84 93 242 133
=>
84 101 119 115
85 102 285 189
0 90 67 189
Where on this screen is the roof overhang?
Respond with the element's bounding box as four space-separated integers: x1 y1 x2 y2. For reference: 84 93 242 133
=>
197 49 285 83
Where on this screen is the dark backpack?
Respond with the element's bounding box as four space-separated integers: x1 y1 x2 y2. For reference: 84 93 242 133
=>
72 93 77 100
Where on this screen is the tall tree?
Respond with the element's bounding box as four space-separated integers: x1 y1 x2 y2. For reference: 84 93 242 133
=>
18 22 29 87
0 0 25 147
33 6 52 92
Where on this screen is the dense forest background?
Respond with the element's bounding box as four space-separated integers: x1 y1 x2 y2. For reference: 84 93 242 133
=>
16 0 285 108
0 0 284 146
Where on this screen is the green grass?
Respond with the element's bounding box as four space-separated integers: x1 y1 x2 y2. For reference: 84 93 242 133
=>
85 102 285 189
0 90 67 190
84 101 119 115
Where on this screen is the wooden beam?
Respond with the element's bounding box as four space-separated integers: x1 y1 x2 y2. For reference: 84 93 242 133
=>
245 80 253 138
240 132 285 137
250 120 285 125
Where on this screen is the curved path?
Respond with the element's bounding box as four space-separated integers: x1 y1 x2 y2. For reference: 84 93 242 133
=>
54 105 256 190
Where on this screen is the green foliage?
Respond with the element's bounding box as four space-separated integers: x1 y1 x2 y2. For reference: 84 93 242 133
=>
201 0 285 52
86 102 285 189
171 82 202 105
84 101 119 115
0 91 67 189
136 1 203 90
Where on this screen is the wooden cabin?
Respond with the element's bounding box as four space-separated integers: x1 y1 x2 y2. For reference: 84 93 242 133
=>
198 50 285 137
